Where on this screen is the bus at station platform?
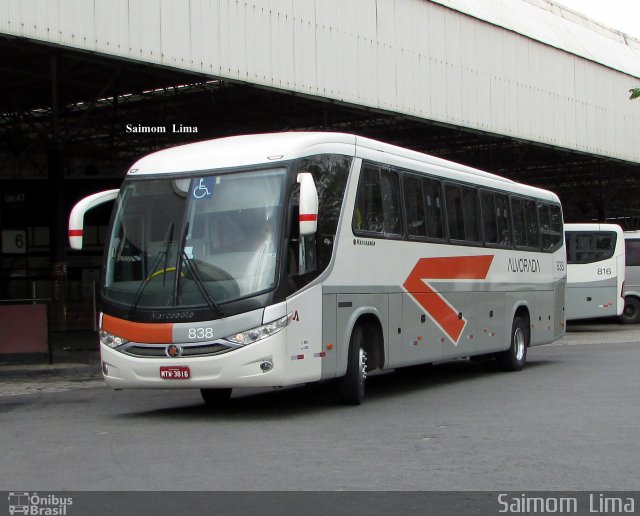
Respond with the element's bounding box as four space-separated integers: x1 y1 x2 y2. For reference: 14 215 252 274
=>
621 231 640 324
69 132 566 405
564 223 625 321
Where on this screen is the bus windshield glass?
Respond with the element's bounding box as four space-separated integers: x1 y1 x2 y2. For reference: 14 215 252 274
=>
104 168 287 311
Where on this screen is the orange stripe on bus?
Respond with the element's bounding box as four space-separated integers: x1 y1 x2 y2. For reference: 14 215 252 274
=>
102 314 173 344
403 255 494 343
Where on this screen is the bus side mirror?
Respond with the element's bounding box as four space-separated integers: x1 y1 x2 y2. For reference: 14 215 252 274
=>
68 189 119 249
297 172 318 236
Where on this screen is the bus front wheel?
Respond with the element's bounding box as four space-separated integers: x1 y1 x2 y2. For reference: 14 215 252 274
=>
338 326 368 405
201 388 232 407
497 315 528 371
619 296 640 324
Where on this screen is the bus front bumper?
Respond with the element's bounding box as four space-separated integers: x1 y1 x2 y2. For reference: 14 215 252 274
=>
100 333 297 389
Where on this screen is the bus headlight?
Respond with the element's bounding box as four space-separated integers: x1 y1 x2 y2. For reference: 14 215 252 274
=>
99 330 129 349
225 314 290 346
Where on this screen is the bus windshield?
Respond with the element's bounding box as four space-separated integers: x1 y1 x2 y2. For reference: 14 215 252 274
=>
104 168 287 311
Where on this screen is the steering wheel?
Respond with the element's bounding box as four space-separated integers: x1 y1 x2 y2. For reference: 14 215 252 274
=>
185 260 233 281
185 259 240 298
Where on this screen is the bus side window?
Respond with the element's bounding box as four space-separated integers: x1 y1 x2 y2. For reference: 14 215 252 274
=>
353 165 402 237
424 178 444 240
289 189 317 277
496 193 512 246
445 183 479 243
462 186 480 242
403 174 444 241
481 191 498 244
538 203 563 252
403 175 427 238
524 199 539 249
288 154 350 292
481 190 512 246
445 185 465 240
626 240 640 266
512 197 539 250
548 204 563 251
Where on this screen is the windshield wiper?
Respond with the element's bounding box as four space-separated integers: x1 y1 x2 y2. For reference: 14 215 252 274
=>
162 222 174 288
174 222 224 317
129 222 175 317
179 251 225 317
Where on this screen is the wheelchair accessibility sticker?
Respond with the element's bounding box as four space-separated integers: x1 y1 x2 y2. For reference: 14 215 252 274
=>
192 177 215 199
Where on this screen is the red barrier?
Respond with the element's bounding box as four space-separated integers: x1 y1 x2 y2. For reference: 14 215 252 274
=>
0 303 49 359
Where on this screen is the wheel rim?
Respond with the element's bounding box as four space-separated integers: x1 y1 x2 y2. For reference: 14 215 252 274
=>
624 304 636 319
513 327 526 361
358 348 368 392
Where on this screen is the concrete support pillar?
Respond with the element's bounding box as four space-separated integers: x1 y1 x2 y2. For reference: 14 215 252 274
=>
48 55 67 327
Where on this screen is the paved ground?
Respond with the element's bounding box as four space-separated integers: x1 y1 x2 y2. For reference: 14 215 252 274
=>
1 320 639 493
1 319 636 396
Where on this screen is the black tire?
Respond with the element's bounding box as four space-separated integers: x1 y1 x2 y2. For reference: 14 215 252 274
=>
619 296 640 324
497 315 528 371
200 388 232 407
337 326 368 405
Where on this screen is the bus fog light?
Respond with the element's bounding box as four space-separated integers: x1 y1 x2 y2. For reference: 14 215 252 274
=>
260 360 274 372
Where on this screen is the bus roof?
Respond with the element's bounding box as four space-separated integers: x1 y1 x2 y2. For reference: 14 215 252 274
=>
127 132 559 202
564 223 624 233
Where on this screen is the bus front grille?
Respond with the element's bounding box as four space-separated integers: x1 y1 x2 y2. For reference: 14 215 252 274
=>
121 342 234 358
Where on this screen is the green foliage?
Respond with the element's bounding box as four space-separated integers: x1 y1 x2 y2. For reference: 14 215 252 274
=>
630 88 640 100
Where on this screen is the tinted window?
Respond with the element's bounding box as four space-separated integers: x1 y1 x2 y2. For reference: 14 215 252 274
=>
294 154 351 275
626 239 640 267
403 175 427 238
481 191 512 247
566 231 616 264
424 178 444 239
403 175 444 240
512 197 539 249
353 165 402 236
445 184 480 243
538 203 563 252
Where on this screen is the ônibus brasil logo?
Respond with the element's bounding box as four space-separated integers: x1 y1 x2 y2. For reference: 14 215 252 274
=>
7 492 73 515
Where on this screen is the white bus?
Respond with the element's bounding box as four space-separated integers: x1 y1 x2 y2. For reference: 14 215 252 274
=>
564 223 625 321
69 133 566 405
621 231 640 324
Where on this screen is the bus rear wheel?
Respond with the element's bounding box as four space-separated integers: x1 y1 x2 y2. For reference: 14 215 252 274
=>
619 296 640 324
200 388 232 407
338 326 368 405
497 315 528 371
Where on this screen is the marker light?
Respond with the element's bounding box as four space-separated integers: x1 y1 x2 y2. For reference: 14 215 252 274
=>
99 330 129 349
225 315 290 346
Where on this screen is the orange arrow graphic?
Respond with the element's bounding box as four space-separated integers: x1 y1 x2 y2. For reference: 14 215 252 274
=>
403 255 494 344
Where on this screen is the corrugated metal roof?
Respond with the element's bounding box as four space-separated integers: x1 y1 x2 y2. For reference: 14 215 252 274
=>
431 0 640 78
